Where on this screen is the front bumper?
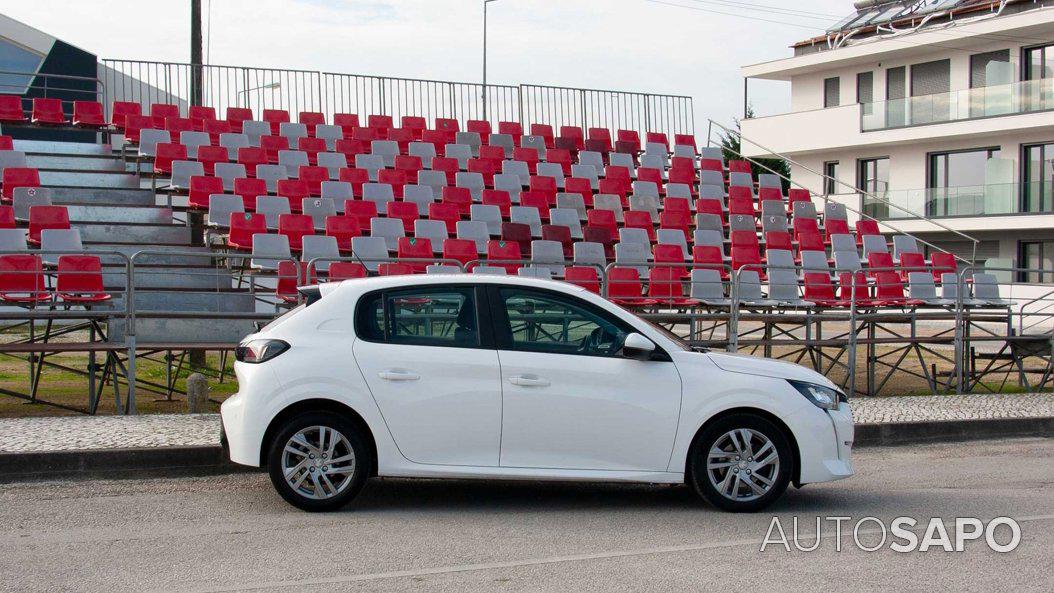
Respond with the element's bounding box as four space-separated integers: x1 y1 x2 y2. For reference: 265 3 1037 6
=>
791 401 854 484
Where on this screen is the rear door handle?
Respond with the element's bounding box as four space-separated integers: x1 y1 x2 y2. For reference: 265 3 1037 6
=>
509 374 550 387
378 369 420 381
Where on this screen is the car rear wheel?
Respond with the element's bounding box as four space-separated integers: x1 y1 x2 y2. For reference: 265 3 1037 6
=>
688 414 793 512
267 411 370 512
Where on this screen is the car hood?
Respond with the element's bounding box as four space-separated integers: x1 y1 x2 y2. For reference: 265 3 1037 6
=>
702 351 837 387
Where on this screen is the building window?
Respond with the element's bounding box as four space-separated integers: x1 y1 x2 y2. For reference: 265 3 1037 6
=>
1023 43 1054 81
858 157 889 219
0 39 45 95
823 161 839 195
910 59 951 124
857 72 874 116
928 148 1001 217
971 50 1011 88
823 77 840 108
886 66 907 127
1019 241 1054 283
1023 142 1054 213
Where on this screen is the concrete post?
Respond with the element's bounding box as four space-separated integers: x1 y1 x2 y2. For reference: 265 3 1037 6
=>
186 373 209 414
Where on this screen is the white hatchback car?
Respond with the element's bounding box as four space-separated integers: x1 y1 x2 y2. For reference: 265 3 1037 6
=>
221 275 854 512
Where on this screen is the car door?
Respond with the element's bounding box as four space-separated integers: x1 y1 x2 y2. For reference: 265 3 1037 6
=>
490 286 682 471
353 285 502 466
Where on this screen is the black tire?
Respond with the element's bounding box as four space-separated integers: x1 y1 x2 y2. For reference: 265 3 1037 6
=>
267 411 371 512
687 413 793 512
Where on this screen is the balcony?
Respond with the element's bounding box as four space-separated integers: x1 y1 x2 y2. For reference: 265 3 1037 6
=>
836 181 1054 222
861 78 1054 132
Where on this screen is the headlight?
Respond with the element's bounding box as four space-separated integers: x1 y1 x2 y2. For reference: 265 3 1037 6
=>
788 380 846 410
235 339 289 364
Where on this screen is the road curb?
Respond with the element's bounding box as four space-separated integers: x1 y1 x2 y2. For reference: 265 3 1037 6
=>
1 417 1052 482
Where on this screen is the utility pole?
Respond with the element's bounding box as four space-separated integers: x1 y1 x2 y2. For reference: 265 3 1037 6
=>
190 0 203 107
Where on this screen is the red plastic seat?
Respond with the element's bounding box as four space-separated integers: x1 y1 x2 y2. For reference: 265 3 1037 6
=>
648 265 697 306
165 116 194 136
659 210 691 238
616 129 641 153
298 165 329 196
558 126 584 151
607 268 656 306
276 261 316 303
394 154 423 177
636 168 663 192
803 272 840 308
188 105 216 131
730 230 762 274
55 255 111 303
565 266 601 293
530 124 555 149
467 119 492 140
278 213 315 250
838 271 874 307
467 158 496 187
2 167 41 201
873 271 922 306
668 167 697 191
0 205 13 228
432 157 460 185
541 224 574 258
646 132 669 149
27 205 70 245
237 147 268 177
797 231 825 258
344 200 378 233
0 95 26 123
564 177 593 206
931 252 957 281
399 116 426 140
519 191 551 222
233 177 267 211
204 119 232 145
428 202 461 234
855 219 881 246
150 103 180 120
498 121 523 143
758 187 783 203
397 236 434 272
511 147 539 174
325 215 360 251
482 189 512 218
276 179 310 212
329 261 368 281
262 108 290 135
583 225 616 260
153 143 187 175
500 222 532 256
692 245 728 280
333 113 360 130
441 186 472 217
378 168 407 199
298 137 327 165
123 114 162 144
699 158 723 173
420 129 448 155
378 262 415 276
728 160 752 174
654 244 688 279
435 117 459 136
387 201 420 234
478 145 505 168
673 134 696 153
227 212 266 250
486 239 522 274
225 107 253 133
586 209 618 240
764 230 793 254
824 218 850 243
196 145 229 176
528 176 557 205
298 111 326 136
368 114 393 131
111 101 142 130
442 238 477 268
0 135 11 151
545 148 572 176
338 167 369 197
387 127 414 154
189 175 224 210
695 198 725 224
867 252 895 278
260 135 289 164
899 252 927 281
624 210 655 241
787 188 811 212
0 254 49 304
31 98 66 125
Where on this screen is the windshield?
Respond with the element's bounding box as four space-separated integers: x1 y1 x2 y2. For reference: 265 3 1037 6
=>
605 299 694 352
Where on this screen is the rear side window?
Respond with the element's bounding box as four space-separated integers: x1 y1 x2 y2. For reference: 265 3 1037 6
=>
355 287 480 348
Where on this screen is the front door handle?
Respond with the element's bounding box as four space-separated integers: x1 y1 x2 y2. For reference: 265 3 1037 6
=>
509 374 550 387
379 369 420 381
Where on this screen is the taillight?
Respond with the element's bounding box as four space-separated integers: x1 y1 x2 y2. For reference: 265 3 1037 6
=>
235 339 290 364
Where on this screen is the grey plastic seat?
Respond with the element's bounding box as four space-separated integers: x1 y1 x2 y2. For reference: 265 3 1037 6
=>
214 163 247 191
536 163 565 188
758 173 782 189
362 183 395 210
470 204 503 236
321 181 354 208
403 184 436 212
509 206 542 237
645 141 669 157
355 154 385 181
417 170 448 193
666 183 692 200
656 229 689 258
256 164 289 193
573 242 606 269
279 122 308 146
207 194 245 227
517 266 553 279
39 229 83 267
728 172 753 188
370 140 399 168
426 264 463 274
640 154 667 174
760 211 787 234
455 132 482 156
408 142 437 165
219 133 250 160
278 150 308 176
351 236 389 272
760 199 785 218
830 234 857 255
502 160 531 186
137 129 170 158
765 249 794 271
0 150 27 174
556 193 587 220
833 250 862 272
632 180 659 199
0 228 27 251
694 229 724 248
302 197 337 230
767 269 808 307
690 269 730 306
800 250 830 274
729 214 755 232
455 171 485 201
445 144 473 170
861 234 888 259
548 209 582 239
941 272 977 305
593 194 624 222
673 144 696 159
179 131 210 159
472 265 507 275
695 214 723 233
493 173 523 199
253 196 289 229
700 147 723 161
618 227 650 251
520 135 546 158
608 152 636 175
824 202 848 221
908 272 951 305
12 187 53 221
614 241 650 279
241 121 271 146
972 273 1010 306
530 240 566 276
570 164 599 188
456 220 490 254
793 200 817 221
699 170 724 190
169 160 203 189
315 125 344 151
577 151 604 176
414 219 448 252
892 234 921 260
487 133 514 154
370 217 404 252
316 152 348 178
301 235 340 273
629 194 660 222
250 233 291 271
736 270 773 306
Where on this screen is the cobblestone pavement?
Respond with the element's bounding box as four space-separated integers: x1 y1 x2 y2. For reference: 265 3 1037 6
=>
0 394 1051 453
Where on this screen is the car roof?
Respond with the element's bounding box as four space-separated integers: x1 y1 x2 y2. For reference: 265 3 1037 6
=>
319 273 589 298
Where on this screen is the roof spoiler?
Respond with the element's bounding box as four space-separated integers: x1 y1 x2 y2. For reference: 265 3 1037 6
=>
297 285 322 305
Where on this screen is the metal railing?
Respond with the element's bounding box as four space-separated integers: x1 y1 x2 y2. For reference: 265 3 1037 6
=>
99 60 694 139
0 70 104 115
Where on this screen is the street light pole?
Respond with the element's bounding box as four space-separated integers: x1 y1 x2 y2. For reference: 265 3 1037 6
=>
483 0 498 121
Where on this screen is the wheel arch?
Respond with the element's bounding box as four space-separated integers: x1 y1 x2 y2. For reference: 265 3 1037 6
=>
684 406 802 486
259 398 378 477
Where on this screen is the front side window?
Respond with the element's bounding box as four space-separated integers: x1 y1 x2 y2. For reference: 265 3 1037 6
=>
495 288 629 357
355 287 479 348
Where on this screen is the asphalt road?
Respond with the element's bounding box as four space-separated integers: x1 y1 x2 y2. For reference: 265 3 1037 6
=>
1 438 1052 593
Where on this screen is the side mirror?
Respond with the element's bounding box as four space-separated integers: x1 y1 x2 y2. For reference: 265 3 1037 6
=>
621 332 656 360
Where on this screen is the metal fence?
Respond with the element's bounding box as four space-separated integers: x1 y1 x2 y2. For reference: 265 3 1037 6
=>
100 60 694 139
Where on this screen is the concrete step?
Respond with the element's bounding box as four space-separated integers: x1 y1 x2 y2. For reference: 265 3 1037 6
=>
27 154 126 172
75 222 190 245
102 265 233 291
40 171 140 189
66 204 174 225
110 290 256 314
49 187 156 206
91 244 213 266
13 139 113 157
108 317 258 344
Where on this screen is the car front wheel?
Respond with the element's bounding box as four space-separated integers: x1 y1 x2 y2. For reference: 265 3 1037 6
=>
267 411 371 512
688 414 793 512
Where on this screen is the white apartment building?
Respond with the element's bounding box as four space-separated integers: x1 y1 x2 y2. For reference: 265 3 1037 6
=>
740 0 1054 282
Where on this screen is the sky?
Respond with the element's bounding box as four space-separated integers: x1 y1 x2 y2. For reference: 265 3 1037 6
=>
2 0 852 138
